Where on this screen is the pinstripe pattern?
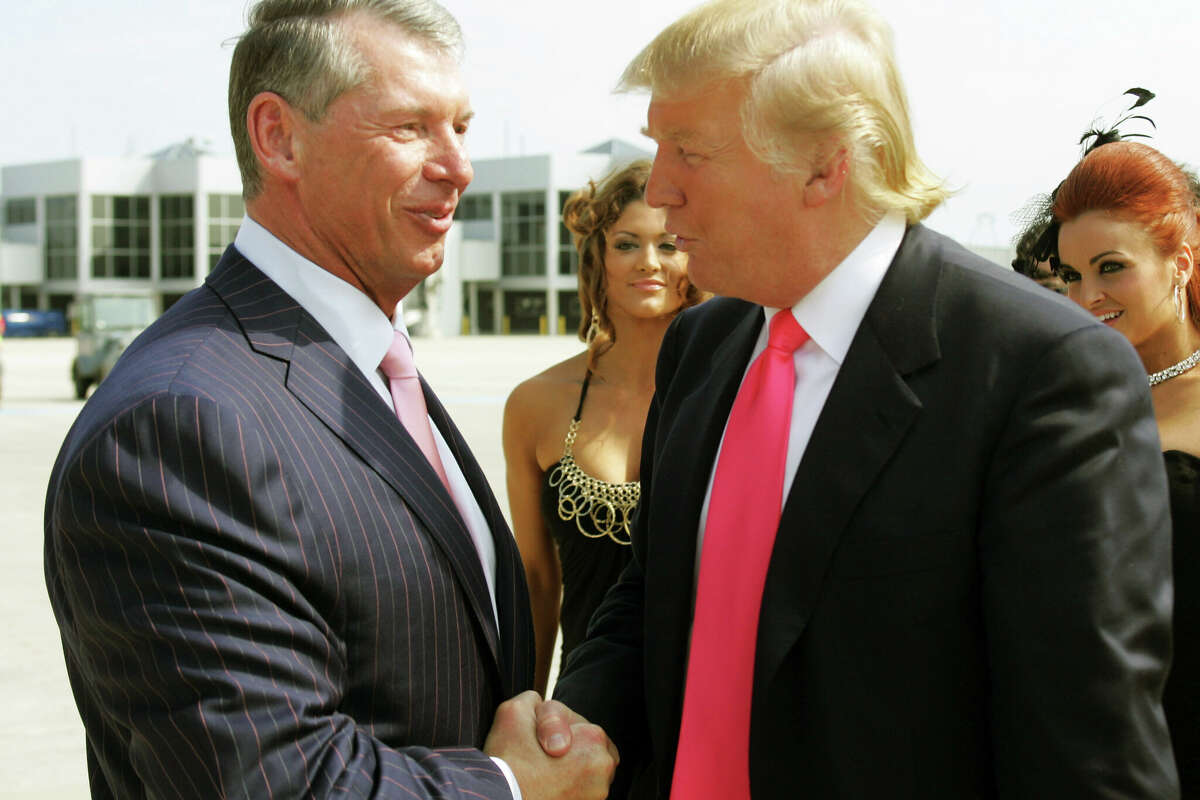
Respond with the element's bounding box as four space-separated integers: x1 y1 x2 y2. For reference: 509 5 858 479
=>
45 247 534 799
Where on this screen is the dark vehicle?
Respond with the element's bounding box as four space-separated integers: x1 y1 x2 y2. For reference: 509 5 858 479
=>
71 295 157 399
1 309 69 337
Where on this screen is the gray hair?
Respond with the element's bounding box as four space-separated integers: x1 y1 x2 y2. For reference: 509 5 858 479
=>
229 0 463 198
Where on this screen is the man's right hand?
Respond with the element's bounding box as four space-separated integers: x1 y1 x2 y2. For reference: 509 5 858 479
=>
484 691 618 800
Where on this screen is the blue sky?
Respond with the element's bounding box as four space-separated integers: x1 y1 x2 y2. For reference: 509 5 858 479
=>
3 0 1197 246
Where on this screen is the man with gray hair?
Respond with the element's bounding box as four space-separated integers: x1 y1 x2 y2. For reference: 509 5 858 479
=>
45 1 614 797
552 0 1178 797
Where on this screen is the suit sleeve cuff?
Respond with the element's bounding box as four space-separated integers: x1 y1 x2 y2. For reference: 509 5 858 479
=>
492 756 522 800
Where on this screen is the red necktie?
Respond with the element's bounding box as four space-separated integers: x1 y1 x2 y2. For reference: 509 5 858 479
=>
671 309 809 799
379 331 451 491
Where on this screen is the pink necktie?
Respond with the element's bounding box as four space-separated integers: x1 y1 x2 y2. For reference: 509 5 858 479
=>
380 331 451 491
670 309 809 799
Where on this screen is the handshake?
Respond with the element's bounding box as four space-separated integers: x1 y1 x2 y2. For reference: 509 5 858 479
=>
485 691 619 800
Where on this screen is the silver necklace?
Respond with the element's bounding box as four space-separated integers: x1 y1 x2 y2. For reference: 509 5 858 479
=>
1147 347 1200 386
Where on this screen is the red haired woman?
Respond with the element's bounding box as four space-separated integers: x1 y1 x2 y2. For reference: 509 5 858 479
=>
1054 140 1199 788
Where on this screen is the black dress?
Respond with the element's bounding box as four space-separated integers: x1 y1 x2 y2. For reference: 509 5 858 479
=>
1165 450 1198 794
539 371 637 667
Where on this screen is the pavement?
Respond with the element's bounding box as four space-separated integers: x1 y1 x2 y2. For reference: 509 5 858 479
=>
0 333 581 798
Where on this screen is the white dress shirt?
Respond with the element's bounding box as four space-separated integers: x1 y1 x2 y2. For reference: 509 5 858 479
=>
696 212 906 567
232 218 521 795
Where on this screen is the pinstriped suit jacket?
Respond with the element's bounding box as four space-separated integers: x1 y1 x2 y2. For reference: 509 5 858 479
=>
44 247 534 799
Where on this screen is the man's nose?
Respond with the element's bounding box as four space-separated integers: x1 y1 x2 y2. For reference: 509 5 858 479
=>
645 157 682 209
425 131 473 190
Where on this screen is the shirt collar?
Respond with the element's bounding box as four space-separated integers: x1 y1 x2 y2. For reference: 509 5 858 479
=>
234 215 405 380
768 211 905 364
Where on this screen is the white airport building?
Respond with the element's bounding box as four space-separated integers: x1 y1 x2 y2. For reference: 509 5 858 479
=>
0 139 244 319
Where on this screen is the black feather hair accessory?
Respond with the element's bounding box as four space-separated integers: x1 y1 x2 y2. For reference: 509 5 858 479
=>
1077 87 1156 155
1010 88 1157 267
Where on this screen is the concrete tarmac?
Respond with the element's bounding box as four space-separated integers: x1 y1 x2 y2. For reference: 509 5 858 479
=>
0 333 580 798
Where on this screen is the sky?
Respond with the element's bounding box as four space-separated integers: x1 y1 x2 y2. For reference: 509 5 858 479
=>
2 0 1198 247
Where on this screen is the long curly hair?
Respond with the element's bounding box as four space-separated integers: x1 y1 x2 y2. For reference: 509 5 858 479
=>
561 159 704 370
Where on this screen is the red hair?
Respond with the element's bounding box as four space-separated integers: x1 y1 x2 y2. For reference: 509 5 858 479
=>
1053 141 1200 321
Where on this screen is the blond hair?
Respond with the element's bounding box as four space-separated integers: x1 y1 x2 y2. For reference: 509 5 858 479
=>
619 0 949 222
229 0 462 198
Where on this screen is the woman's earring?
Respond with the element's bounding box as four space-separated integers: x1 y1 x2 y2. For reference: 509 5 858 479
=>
1176 283 1187 323
586 315 600 345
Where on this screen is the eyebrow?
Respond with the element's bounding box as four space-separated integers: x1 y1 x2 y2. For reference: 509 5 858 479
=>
1089 250 1122 265
640 125 707 148
380 106 475 125
611 229 674 238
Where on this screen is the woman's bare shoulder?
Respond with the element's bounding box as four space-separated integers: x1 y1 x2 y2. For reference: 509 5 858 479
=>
506 351 590 419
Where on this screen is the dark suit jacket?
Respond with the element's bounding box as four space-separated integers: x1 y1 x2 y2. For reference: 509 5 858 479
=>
44 247 534 799
555 224 1178 798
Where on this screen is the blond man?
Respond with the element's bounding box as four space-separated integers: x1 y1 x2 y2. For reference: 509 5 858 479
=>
551 0 1178 796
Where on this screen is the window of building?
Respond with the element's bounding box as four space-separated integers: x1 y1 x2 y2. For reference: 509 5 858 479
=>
4 197 36 226
48 293 74 316
501 192 545 276
208 194 245 269
160 195 195 279
503 290 547 333
91 195 151 279
456 194 493 221
45 196 78 281
557 190 580 276
558 290 582 336
161 292 188 311
475 287 496 334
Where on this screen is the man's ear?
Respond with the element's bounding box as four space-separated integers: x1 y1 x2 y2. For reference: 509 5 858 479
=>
802 146 850 209
246 92 303 184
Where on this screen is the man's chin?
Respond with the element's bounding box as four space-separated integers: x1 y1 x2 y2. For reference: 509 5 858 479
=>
686 258 722 297
409 244 446 277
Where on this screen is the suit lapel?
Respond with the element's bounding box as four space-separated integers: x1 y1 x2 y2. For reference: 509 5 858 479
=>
425 385 532 695
645 302 764 746
205 249 504 681
650 303 762 589
755 225 942 691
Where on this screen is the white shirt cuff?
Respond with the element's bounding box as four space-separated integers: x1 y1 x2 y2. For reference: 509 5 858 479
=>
492 756 523 800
